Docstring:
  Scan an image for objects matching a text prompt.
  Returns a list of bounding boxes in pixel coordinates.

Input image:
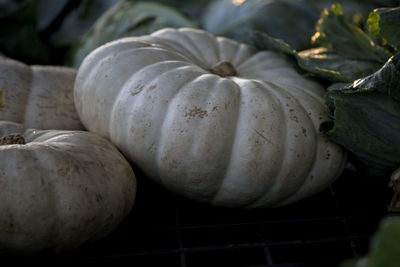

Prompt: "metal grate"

[2,168,392,266]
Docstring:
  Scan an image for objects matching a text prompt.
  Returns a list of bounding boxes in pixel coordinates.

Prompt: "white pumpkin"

[0,57,84,130]
[74,28,346,208]
[0,121,136,253]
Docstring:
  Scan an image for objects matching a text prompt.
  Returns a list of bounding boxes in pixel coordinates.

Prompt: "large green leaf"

[67,0,196,68]
[248,4,393,83]
[297,47,382,82]
[321,53,400,177]
[249,31,382,82]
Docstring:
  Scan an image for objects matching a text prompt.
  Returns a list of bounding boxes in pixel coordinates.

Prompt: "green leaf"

[67,0,196,68]
[350,53,400,101]
[340,216,400,267]
[248,30,296,56]
[321,53,400,177]
[297,47,382,82]
[248,31,382,82]
[312,4,391,63]
[368,7,400,51]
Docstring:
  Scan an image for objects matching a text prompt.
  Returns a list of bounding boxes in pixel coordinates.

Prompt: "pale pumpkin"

[0,121,136,253]
[0,57,84,130]
[74,27,346,208]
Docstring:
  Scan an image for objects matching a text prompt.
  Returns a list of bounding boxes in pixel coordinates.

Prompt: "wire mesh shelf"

[2,167,393,266]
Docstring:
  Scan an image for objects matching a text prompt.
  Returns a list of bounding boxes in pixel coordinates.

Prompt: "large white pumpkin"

[0,121,136,253]
[0,57,84,130]
[74,28,346,208]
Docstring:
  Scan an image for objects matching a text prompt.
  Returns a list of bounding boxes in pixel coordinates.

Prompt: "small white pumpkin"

[74,28,346,208]
[0,57,84,130]
[0,121,136,253]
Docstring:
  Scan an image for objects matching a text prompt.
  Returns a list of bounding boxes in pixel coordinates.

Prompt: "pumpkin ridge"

[182,76,238,200]
[154,29,210,68]
[252,79,335,206]
[21,67,36,128]
[146,36,207,68]
[108,61,191,160]
[210,79,242,204]
[250,81,319,207]
[2,58,33,125]
[78,46,177,135]
[155,75,205,188]
[216,36,240,65]
[272,80,326,107]
[277,140,348,206]
[181,28,222,67]
[111,62,204,140]
[30,145,62,249]
[247,80,314,207]
[241,80,290,207]
[110,60,191,115]
[232,43,256,67]
[210,78,286,207]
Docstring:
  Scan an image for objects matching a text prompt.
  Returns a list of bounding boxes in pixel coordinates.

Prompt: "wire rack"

[2,167,392,266]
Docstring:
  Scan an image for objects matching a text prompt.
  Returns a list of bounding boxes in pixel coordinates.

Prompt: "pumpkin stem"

[209,61,237,77]
[0,134,25,145]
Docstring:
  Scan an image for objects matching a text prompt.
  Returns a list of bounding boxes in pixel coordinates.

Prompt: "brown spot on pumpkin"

[290,115,299,123]
[0,90,5,111]
[326,150,331,160]
[131,84,145,96]
[302,127,307,137]
[184,106,208,122]
[95,194,103,202]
